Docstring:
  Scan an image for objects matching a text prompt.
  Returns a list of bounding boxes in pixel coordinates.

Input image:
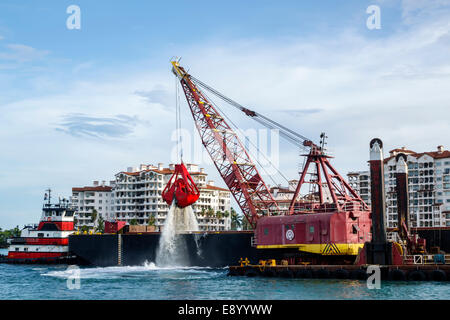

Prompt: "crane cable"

[175,77,183,162]
[200,88,290,187]
[191,76,312,151]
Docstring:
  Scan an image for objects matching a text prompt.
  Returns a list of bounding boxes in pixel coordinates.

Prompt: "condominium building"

[113,163,231,231]
[71,181,115,228]
[347,146,450,228]
[265,180,298,213]
[347,171,371,206]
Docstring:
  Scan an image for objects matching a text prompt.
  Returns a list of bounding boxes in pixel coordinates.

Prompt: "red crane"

[171,60,371,260]
[171,61,279,229]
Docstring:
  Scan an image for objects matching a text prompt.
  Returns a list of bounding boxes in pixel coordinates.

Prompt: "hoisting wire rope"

[175,76,183,163]
[200,88,290,187]
[191,76,312,152]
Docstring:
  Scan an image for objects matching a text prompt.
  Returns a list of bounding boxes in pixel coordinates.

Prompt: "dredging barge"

[71,62,450,281]
[227,140,450,280]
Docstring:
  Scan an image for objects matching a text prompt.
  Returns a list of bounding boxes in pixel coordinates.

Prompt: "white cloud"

[0,43,49,63]
[401,0,450,24]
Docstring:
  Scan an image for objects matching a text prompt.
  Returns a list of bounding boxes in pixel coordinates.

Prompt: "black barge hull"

[69,229,450,267]
[69,231,259,267]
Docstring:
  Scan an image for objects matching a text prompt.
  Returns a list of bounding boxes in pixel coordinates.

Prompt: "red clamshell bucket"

[162,163,200,208]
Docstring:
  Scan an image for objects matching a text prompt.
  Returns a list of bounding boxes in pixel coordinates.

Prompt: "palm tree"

[96,216,104,233]
[206,208,214,221]
[241,216,252,231]
[230,208,242,230]
[90,209,98,223]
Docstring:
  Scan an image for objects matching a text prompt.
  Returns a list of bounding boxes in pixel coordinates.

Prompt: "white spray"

[155,203,199,266]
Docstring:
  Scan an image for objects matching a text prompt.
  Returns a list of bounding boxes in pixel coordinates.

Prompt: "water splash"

[155,203,199,267]
[41,261,221,280]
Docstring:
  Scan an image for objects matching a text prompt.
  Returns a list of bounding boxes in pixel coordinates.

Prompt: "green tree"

[230,208,242,230]
[96,216,104,233]
[129,218,138,226]
[241,216,252,230]
[90,209,98,227]
[148,215,156,226]
[0,227,21,247]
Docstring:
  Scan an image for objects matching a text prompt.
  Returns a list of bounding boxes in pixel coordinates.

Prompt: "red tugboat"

[5,189,77,264]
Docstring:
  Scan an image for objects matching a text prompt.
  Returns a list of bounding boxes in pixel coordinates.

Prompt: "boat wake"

[41,261,223,280]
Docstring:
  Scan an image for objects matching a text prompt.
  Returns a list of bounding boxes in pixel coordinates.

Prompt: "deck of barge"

[228,263,450,281]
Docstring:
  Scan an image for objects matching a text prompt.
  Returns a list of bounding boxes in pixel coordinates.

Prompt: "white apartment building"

[113,163,232,231]
[71,181,115,228]
[347,146,450,228]
[347,171,371,206]
[265,180,298,214]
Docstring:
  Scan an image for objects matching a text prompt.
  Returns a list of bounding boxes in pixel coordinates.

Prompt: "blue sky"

[1,0,449,228]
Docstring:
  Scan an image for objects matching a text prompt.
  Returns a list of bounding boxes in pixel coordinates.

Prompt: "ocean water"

[0,249,449,300]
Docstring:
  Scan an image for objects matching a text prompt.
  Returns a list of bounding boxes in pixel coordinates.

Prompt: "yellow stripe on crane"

[256,243,364,256]
[171,61,184,78]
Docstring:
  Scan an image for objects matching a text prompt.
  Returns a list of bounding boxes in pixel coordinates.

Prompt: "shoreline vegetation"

[0,227,20,248]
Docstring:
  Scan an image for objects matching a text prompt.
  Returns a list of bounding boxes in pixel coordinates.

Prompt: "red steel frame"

[289,145,368,214]
[172,62,279,229]
[172,61,368,229]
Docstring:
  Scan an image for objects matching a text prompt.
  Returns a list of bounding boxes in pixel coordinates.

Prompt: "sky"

[0,0,449,228]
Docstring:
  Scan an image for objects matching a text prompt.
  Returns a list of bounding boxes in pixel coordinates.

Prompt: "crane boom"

[171,61,279,228]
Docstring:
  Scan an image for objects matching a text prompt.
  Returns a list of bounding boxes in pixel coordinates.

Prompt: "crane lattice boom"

[171,60,368,230]
[171,61,279,228]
